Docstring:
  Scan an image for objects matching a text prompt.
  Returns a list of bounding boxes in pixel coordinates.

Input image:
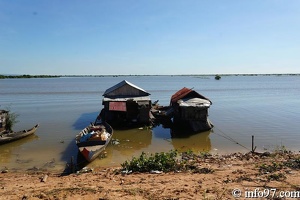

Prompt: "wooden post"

[251,135,256,153]
[252,135,254,152]
[71,156,75,173]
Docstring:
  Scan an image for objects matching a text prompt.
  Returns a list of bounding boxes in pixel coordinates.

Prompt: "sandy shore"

[1,151,300,200]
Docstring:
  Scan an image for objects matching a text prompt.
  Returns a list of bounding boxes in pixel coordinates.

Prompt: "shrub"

[121,150,179,173]
[259,162,283,174]
[284,157,300,169]
[5,110,19,132]
[267,173,286,181]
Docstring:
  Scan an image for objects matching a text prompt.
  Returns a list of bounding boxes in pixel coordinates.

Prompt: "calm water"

[1,75,300,171]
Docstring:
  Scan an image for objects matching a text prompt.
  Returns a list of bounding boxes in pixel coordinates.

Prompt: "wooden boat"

[75,121,113,162]
[0,124,39,145]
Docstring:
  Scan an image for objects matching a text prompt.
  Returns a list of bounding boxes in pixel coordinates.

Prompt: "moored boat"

[0,124,39,145]
[75,121,113,162]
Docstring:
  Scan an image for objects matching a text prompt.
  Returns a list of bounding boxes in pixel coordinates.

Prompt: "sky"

[0,0,300,75]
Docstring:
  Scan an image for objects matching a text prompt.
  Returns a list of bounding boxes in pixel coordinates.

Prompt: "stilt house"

[100,80,151,126]
[170,87,213,132]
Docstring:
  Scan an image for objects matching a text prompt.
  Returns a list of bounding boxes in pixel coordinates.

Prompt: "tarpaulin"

[109,102,126,111]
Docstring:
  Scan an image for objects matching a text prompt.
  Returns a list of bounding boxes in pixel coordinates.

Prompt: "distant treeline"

[61,74,300,77]
[0,74,60,79]
[1,73,299,79]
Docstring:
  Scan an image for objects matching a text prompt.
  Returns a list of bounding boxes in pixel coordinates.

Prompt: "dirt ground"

[1,151,300,200]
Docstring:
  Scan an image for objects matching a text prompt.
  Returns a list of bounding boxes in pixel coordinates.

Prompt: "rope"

[213,126,251,151]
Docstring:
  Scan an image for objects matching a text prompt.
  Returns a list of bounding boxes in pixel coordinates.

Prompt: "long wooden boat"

[0,124,39,145]
[75,121,113,162]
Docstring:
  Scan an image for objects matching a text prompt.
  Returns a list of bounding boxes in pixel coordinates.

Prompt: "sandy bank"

[1,151,300,200]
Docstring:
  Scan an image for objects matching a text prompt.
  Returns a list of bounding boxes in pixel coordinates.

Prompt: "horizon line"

[1,73,300,77]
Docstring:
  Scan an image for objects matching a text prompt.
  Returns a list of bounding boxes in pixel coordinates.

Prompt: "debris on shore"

[2,150,299,199]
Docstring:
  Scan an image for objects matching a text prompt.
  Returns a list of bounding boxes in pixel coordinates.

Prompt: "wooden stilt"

[71,156,75,173]
[251,135,256,153]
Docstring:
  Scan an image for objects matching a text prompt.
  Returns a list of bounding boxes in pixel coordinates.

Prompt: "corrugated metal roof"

[171,87,193,104]
[170,87,212,105]
[103,96,151,102]
[103,80,150,98]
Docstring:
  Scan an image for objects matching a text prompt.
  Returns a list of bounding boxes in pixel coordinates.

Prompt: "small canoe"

[75,121,113,162]
[0,124,39,145]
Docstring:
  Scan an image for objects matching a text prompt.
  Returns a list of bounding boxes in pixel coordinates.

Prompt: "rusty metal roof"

[170,87,212,105]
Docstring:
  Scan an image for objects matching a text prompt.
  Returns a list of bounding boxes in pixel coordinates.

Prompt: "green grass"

[259,162,283,174]
[121,150,179,173]
[121,150,214,174]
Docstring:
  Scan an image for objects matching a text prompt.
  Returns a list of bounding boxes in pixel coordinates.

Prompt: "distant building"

[0,110,8,133]
[99,80,151,126]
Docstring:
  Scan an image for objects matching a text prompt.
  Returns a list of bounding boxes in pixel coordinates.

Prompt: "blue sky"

[0,0,299,75]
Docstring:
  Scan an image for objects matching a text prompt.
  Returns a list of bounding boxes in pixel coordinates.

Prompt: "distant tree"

[215,74,221,80]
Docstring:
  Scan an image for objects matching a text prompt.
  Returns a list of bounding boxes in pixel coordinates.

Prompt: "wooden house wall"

[173,107,212,132]
[137,101,151,123]
[188,120,212,132]
[179,107,208,121]
[102,100,151,124]
[126,101,139,120]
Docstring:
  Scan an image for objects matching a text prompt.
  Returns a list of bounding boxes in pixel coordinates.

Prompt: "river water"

[0,75,299,171]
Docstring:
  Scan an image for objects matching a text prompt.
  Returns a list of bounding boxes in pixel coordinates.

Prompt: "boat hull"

[78,139,110,162]
[0,124,39,145]
[76,122,113,162]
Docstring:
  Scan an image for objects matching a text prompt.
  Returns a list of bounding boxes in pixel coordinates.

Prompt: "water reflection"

[65,111,211,172]
[112,128,152,155]
[0,134,39,164]
[170,129,212,152]
[60,139,78,167]
[60,111,100,172]
[72,111,99,130]
[67,111,153,171]
[153,125,212,152]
